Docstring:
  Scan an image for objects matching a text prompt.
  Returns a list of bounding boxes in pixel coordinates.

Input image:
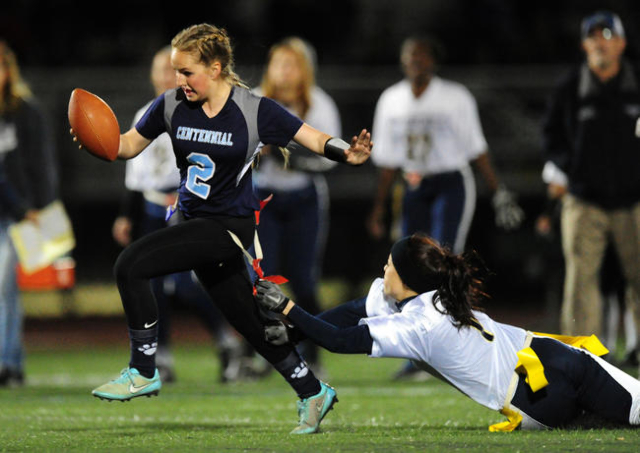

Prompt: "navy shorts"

[511,337,632,427]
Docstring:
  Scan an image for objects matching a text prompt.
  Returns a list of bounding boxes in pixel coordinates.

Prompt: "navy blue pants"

[114,213,301,364]
[254,181,328,364]
[138,201,225,347]
[401,169,473,253]
[511,337,632,427]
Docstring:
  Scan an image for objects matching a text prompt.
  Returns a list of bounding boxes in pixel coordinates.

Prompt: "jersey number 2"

[186,153,215,199]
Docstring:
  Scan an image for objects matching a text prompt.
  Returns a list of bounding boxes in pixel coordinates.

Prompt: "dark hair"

[400,35,445,63]
[405,233,490,329]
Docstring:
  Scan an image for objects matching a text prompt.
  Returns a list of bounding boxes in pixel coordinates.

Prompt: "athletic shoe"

[92,368,161,402]
[290,381,338,434]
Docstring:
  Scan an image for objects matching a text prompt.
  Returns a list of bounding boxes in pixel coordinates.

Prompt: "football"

[68,88,120,162]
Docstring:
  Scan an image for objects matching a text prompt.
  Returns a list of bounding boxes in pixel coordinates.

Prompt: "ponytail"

[403,234,490,329]
[435,248,490,328]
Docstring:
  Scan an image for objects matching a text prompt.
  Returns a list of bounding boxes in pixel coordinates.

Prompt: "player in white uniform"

[255,233,640,430]
[252,37,341,372]
[367,35,524,380]
[367,36,523,253]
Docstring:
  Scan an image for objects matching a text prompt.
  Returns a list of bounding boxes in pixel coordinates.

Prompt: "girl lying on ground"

[255,232,640,430]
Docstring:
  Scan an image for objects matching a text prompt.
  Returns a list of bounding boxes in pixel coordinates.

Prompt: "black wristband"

[323,137,349,163]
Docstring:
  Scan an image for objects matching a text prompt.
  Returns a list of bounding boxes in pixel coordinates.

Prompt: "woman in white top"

[252,37,341,369]
[255,233,640,430]
[367,36,523,254]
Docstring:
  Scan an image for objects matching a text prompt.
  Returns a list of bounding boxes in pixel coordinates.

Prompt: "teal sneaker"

[291,382,338,434]
[92,368,161,402]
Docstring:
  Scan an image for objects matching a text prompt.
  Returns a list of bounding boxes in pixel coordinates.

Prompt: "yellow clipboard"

[9,200,75,274]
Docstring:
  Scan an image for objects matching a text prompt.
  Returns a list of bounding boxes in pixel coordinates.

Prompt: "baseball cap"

[581,10,625,39]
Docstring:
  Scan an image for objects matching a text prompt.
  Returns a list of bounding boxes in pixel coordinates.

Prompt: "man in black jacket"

[541,11,640,361]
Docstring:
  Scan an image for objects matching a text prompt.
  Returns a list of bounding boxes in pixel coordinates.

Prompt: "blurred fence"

[22,64,569,309]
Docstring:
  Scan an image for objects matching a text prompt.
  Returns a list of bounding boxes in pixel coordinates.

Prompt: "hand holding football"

[68,89,120,162]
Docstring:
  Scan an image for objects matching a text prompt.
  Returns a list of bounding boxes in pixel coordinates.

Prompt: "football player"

[256,233,640,430]
[86,23,371,435]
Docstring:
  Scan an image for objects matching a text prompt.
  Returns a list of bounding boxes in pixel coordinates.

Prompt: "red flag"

[249,194,287,294]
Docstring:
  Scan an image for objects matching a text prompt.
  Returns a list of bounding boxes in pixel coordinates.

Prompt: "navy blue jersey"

[135,87,303,218]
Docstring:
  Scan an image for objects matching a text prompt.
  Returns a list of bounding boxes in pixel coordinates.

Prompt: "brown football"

[68,88,119,162]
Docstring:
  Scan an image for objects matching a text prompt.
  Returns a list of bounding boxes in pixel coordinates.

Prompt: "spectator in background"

[251,37,341,374]
[0,40,58,386]
[536,205,639,364]
[541,11,640,373]
[366,35,523,380]
[0,161,37,223]
[112,46,245,383]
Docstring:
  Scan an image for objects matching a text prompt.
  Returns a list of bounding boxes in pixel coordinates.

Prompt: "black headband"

[391,237,441,294]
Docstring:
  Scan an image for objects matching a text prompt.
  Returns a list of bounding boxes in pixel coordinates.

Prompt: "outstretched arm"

[256,281,373,354]
[293,123,372,166]
[287,305,373,354]
[318,298,368,328]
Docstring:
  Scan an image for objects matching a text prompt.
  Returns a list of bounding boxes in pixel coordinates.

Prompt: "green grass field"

[1,339,639,453]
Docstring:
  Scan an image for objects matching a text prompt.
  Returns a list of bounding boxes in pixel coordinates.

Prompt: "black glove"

[255,279,290,313]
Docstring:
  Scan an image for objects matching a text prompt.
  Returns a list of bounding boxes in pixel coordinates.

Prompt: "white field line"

[0,411,476,429]
[21,374,453,399]
[21,373,116,387]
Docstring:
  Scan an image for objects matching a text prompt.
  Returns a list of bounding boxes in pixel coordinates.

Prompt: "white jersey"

[253,86,341,191]
[359,278,527,411]
[124,100,180,193]
[371,77,487,175]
